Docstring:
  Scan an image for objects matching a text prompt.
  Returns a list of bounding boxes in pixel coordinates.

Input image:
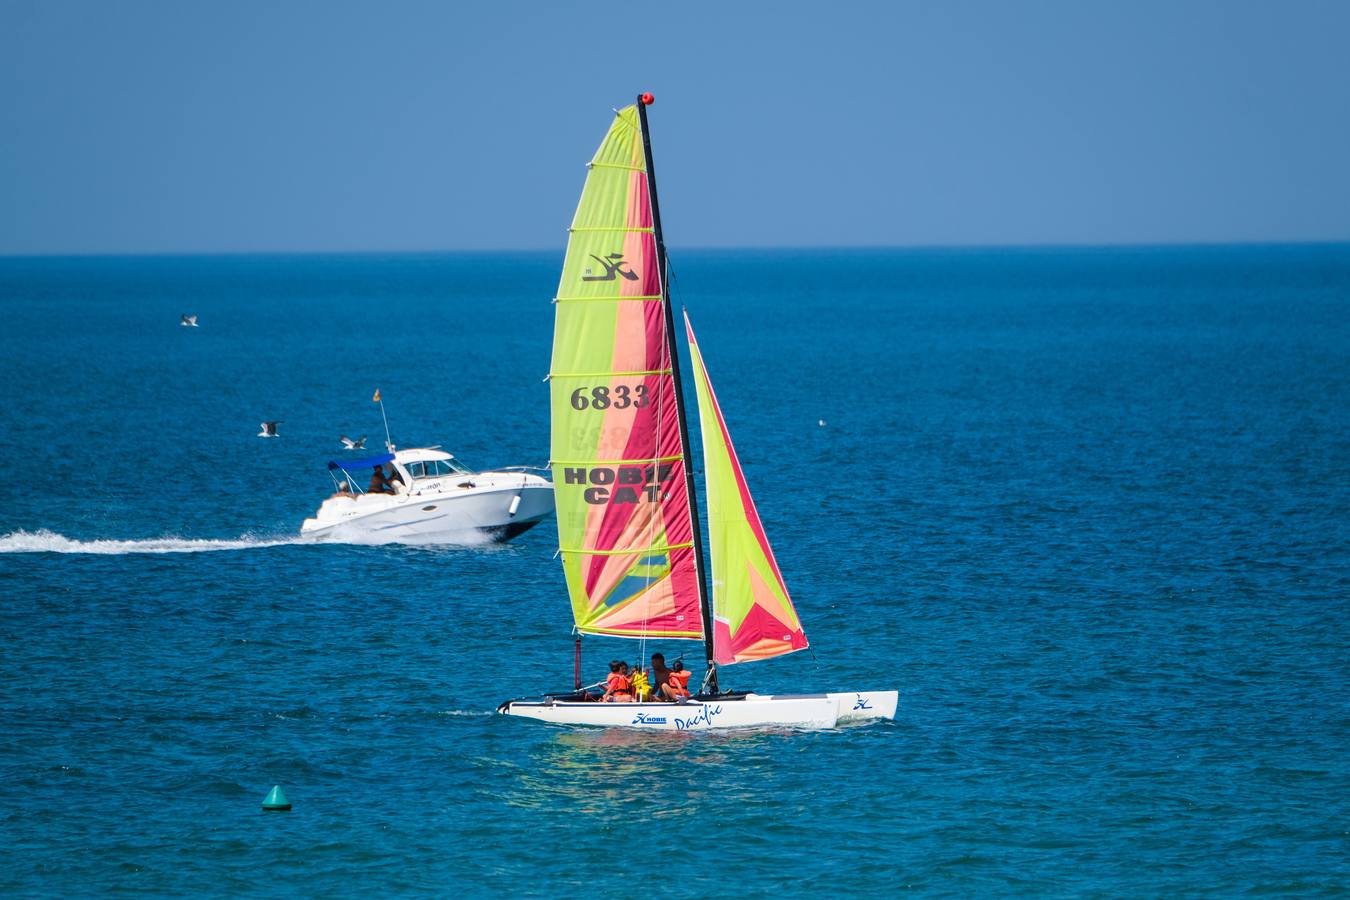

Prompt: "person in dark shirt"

[648,653,672,700]
[368,466,390,494]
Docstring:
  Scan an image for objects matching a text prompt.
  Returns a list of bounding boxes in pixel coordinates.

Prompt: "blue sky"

[2,0,1348,254]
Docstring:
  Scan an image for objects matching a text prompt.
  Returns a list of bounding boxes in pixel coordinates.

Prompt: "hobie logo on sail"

[582,253,639,282]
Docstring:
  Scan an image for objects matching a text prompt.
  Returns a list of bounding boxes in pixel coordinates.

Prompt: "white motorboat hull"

[498,690,897,731]
[300,478,554,543]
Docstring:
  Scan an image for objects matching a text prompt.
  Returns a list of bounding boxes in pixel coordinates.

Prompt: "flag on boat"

[548,106,703,640]
[685,311,808,664]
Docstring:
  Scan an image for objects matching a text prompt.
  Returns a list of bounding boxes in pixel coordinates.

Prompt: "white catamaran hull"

[301,480,554,542]
[499,691,897,731]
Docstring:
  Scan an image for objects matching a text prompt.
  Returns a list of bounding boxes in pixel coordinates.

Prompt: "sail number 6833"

[570,384,650,411]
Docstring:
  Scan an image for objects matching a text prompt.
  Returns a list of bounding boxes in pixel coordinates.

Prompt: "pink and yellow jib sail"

[684,311,809,664]
[549,106,703,640]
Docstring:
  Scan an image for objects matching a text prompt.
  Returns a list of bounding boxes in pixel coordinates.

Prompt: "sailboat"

[498,95,896,730]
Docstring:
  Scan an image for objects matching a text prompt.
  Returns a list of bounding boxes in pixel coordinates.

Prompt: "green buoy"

[261,785,291,811]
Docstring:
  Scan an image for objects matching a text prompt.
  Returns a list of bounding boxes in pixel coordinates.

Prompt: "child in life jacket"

[629,665,652,702]
[661,661,692,701]
[601,660,633,703]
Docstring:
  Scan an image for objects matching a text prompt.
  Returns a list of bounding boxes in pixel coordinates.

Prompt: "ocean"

[1,246,1347,896]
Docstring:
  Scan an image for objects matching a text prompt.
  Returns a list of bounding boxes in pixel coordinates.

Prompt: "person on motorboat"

[367,466,388,494]
[601,660,633,702]
[368,465,399,495]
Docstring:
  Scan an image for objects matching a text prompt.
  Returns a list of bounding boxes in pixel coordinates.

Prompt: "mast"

[636,93,718,689]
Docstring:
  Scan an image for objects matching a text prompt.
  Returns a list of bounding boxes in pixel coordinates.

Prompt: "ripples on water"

[0,248,1347,896]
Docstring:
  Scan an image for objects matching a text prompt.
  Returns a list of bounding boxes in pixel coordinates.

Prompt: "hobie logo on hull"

[852,694,872,711]
[582,253,639,282]
[631,713,667,725]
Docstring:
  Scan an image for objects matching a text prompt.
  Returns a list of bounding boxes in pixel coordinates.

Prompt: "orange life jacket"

[668,670,691,696]
[607,672,632,695]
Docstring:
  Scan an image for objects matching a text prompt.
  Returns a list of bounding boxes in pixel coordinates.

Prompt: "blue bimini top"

[327,452,395,472]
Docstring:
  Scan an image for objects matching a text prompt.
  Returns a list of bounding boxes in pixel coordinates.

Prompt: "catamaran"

[498,94,896,730]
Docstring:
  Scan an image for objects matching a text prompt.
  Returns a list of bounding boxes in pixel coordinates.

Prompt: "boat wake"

[0,529,298,555]
[0,527,503,555]
[299,523,498,548]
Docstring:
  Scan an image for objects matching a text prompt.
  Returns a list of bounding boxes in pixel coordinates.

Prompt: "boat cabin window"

[406,458,471,479]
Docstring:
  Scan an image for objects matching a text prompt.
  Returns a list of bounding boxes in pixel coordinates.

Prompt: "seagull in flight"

[180,314,199,327]
[258,421,281,438]
[340,435,367,450]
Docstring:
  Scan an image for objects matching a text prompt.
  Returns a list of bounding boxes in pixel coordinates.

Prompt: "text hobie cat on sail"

[497,94,896,729]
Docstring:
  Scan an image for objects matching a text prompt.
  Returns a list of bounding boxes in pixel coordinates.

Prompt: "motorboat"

[299,448,553,543]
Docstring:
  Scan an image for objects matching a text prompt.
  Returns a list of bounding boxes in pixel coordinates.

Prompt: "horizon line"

[3,238,1350,262]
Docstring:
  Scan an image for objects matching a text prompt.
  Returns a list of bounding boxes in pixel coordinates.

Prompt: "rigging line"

[635,129,680,679]
[637,95,714,686]
[637,283,664,673]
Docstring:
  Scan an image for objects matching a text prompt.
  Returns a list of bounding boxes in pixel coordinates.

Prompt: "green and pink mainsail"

[550,105,700,640]
[550,103,807,670]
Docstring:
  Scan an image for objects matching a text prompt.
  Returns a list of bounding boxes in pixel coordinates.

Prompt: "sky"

[2,0,1349,255]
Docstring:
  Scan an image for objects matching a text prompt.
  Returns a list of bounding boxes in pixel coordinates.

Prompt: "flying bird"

[258,421,281,438]
[180,314,199,327]
[340,435,367,450]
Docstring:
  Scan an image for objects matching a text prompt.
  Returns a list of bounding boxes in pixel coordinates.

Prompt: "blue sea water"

[0,246,1347,896]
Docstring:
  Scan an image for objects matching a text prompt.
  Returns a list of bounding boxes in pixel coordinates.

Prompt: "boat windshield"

[405,458,473,479]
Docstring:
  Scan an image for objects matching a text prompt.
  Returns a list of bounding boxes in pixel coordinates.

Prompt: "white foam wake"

[0,529,296,555]
[0,527,505,554]
[306,522,497,548]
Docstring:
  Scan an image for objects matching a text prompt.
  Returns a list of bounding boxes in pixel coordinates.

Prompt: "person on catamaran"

[648,653,671,699]
[661,661,692,701]
[601,660,633,703]
[630,666,651,702]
